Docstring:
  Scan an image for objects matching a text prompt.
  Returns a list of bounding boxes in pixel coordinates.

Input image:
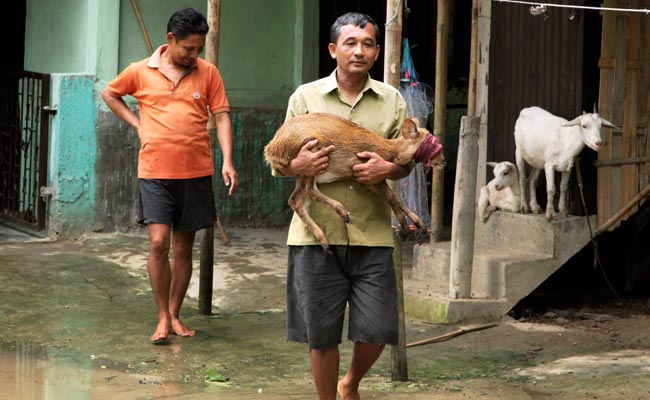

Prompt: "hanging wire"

[575,158,622,300]
[385,0,403,27]
[494,0,650,14]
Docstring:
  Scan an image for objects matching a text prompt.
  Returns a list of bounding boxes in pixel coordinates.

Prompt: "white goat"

[514,106,616,220]
[477,161,520,222]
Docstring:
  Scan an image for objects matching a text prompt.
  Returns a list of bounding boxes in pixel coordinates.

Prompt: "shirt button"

[351,107,355,112]
[349,186,354,190]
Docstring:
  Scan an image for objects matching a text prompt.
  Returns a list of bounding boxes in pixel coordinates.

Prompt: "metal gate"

[0,70,51,231]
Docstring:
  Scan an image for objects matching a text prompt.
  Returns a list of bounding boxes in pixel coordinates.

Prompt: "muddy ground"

[0,227,649,399]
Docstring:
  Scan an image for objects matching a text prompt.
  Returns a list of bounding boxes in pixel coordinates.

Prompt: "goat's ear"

[600,118,618,129]
[486,161,498,168]
[562,116,582,127]
[401,119,418,138]
[409,116,421,128]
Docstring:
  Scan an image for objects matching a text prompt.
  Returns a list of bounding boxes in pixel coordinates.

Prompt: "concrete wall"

[47,74,97,237]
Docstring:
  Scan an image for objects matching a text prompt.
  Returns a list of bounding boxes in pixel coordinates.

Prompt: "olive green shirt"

[284,70,407,247]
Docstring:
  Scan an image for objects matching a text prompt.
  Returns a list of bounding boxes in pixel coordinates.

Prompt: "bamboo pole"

[130,0,153,55]
[431,0,450,242]
[198,0,223,316]
[384,0,408,383]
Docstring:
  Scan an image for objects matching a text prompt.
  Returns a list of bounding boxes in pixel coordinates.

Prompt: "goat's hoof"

[342,212,351,224]
[545,210,556,221]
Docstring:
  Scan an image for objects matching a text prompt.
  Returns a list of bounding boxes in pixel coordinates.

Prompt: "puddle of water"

[0,341,218,400]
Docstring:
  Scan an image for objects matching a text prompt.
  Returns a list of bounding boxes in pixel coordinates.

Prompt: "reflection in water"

[8,342,94,400]
[2,341,196,399]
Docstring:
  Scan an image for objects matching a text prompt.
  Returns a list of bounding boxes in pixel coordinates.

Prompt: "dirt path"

[1,228,649,399]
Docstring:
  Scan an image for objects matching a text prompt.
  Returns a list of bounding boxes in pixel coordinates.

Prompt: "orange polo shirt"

[106,45,230,179]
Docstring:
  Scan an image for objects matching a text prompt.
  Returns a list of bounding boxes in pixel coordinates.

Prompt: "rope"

[494,0,650,14]
[574,157,622,300]
[385,0,403,27]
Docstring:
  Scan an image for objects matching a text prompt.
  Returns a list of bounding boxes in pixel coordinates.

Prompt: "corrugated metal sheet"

[488,0,587,213]
[215,109,294,227]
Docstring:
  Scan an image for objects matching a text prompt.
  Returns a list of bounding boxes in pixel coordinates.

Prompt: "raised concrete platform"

[405,212,597,323]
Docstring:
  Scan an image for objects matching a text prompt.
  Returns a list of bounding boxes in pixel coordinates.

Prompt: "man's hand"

[352,151,390,184]
[286,139,335,177]
[222,163,238,196]
[353,151,410,184]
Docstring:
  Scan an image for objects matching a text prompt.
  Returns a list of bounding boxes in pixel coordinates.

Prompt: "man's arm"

[214,111,238,196]
[101,89,140,131]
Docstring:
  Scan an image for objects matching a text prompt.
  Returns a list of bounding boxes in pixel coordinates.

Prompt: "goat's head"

[487,161,518,191]
[562,112,617,152]
[405,118,446,169]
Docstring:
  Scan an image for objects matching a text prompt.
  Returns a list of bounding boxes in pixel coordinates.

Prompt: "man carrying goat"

[270,12,409,400]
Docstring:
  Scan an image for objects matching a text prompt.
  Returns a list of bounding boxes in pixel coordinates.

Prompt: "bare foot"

[171,318,196,337]
[337,380,360,400]
[151,320,170,344]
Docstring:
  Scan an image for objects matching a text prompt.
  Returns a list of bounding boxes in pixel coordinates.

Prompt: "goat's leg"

[478,186,494,222]
[558,170,571,218]
[288,178,331,252]
[515,149,529,213]
[375,182,428,238]
[307,181,351,224]
[543,164,557,220]
[528,168,542,214]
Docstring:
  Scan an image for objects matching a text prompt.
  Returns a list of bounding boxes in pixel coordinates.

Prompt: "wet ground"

[1,226,650,399]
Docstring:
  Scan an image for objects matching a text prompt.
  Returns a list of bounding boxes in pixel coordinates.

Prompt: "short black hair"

[329,12,380,44]
[167,8,209,41]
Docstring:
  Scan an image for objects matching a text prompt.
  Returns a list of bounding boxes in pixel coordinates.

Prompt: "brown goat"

[264,112,445,251]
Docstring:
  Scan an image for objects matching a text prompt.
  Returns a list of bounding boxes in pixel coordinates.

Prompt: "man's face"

[167,32,206,68]
[328,23,380,76]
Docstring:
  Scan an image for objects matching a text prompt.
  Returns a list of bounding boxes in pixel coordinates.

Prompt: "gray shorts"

[286,245,398,349]
[137,176,216,232]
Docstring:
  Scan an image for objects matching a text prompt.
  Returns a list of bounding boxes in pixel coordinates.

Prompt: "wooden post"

[431,0,450,242]
[198,0,222,315]
[384,0,408,383]
[467,0,479,116]
[449,116,480,299]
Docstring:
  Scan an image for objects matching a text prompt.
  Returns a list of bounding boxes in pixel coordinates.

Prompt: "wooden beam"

[431,0,450,242]
[199,0,223,316]
[384,0,408,383]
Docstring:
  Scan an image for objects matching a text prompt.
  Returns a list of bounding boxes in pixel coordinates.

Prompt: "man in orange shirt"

[102,8,238,344]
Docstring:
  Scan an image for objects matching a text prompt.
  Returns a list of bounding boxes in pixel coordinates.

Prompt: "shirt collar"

[147,45,198,69]
[320,69,384,97]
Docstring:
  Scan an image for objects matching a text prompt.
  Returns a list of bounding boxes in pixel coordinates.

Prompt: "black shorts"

[137,176,216,232]
[286,245,398,349]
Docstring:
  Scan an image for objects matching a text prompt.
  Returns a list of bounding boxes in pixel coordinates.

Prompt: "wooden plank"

[598,0,617,227]
[640,3,650,193]
[621,10,640,220]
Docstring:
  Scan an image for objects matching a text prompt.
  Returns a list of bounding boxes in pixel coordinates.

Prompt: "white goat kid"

[478,161,520,222]
[514,106,616,220]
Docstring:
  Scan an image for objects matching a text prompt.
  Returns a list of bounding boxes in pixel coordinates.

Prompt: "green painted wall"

[22,0,320,236]
[24,0,90,73]
[48,74,97,238]
[116,0,316,109]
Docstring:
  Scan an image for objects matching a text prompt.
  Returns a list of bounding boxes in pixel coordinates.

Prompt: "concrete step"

[405,212,597,323]
[403,278,508,323]
[412,242,552,299]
